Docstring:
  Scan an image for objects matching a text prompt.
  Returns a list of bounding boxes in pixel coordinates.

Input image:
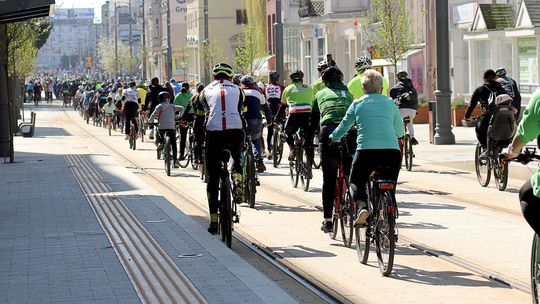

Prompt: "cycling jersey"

[517,90,540,197]
[265,83,283,101]
[312,82,353,125]
[174,91,194,113]
[201,80,245,131]
[123,88,140,103]
[347,74,389,99]
[243,88,271,121]
[311,77,326,95]
[103,103,116,115]
[137,88,147,106]
[281,82,313,113]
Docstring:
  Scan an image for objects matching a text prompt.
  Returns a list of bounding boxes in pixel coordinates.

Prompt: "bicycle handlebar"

[501,147,540,165]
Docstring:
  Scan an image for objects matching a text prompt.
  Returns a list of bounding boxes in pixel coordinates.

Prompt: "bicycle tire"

[375,190,396,277]
[300,148,311,192]
[165,137,171,176]
[273,128,283,167]
[219,176,232,248]
[532,234,540,304]
[475,143,491,187]
[191,140,199,170]
[179,132,191,168]
[494,157,509,191]
[247,151,257,208]
[312,131,321,169]
[108,122,112,136]
[405,135,413,171]
[340,177,354,248]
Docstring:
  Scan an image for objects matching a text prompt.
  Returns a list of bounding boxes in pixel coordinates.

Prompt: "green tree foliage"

[234,25,258,74]
[97,38,136,77]
[201,39,225,78]
[370,0,412,73]
[235,0,267,75]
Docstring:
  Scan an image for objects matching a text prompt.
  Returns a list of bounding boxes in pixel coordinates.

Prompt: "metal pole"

[203,0,209,84]
[129,0,133,76]
[142,0,147,80]
[433,0,455,145]
[115,2,119,78]
[0,24,11,160]
[166,0,172,80]
[274,0,284,84]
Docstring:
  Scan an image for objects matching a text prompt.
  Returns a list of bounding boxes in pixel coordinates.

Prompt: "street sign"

[86,56,92,68]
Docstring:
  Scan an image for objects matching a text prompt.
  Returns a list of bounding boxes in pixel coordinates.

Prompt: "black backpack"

[484,86,515,141]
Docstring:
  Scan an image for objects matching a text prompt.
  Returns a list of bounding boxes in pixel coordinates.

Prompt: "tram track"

[61,107,530,299]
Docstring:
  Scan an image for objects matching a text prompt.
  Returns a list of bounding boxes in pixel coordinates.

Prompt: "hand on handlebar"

[500,145,520,160]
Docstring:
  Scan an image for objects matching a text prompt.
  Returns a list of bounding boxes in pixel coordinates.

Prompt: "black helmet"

[289,70,304,81]
[495,68,507,77]
[317,61,328,72]
[129,81,136,87]
[158,91,171,102]
[396,71,408,80]
[321,66,344,83]
[269,71,280,80]
[240,75,255,86]
[354,56,372,71]
[233,73,243,85]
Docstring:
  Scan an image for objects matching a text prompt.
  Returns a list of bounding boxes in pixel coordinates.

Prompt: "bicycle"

[128,118,137,150]
[138,111,147,143]
[355,165,398,277]
[289,129,312,191]
[272,120,285,168]
[217,150,240,248]
[401,116,414,171]
[311,128,322,169]
[199,141,207,182]
[328,138,355,247]
[105,113,114,136]
[177,121,193,168]
[242,133,257,208]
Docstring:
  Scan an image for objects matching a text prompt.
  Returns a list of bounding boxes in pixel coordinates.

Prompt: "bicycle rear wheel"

[531,234,540,304]
[340,177,354,248]
[312,131,321,169]
[404,134,413,171]
[375,190,396,277]
[493,157,509,191]
[247,152,257,208]
[300,148,311,191]
[475,143,491,187]
[179,133,191,168]
[273,128,283,167]
[164,137,171,176]
[356,182,372,264]
[219,176,233,248]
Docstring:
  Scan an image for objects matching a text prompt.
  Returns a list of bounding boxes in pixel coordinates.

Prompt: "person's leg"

[169,129,177,160]
[400,108,417,138]
[476,116,490,149]
[179,125,188,158]
[520,180,540,236]
[320,125,339,220]
[124,115,130,135]
[205,132,223,231]
[248,119,263,159]
[229,129,245,175]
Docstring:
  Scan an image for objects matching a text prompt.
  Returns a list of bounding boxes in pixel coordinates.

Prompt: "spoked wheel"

[404,134,413,171]
[312,132,321,169]
[219,177,233,248]
[247,154,257,208]
[164,137,171,176]
[179,136,191,168]
[340,178,354,248]
[300,148,312,192]
[289,157,299,188]
[531,234,540,304]
[375,191,396,277]
[273,130,284,167]
[191,142,199,170]
[475,143,491,187]
[493,157,509,191]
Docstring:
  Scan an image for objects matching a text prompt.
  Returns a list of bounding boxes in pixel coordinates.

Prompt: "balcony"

[298,0,324,18]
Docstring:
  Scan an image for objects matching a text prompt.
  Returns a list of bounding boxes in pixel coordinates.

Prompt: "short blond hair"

[361,69,383,94]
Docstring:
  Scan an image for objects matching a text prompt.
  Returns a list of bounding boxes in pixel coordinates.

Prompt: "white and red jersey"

[201,80,244,131]
[265,83,283,102]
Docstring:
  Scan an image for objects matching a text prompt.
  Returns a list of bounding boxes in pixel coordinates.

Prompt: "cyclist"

[184,83,206,164]
[201,63,245,234]
[309,66,354,233]
[136,82,148,111]
[347,56,389,99]
[389,71,419,145]
[265,71,285,159]
[496,68,522,119]
[175,82,194,159]
[276,70,314,161]
[148,77,166,140]
[232,73,243,86]
[464,69,508,151]
[148,91,184,168]
[170,78,181,95]
[311,61,328,95]
[122,81,141,140]
[502,89,540,235]
[241,75,272,173]
[330,70,403,226]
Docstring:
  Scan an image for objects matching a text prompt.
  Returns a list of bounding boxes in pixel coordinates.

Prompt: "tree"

[234,0,267,75]
[370,0,412,75]
[234,25,258,74]
[201,39,225,82]
[97,38,136,78]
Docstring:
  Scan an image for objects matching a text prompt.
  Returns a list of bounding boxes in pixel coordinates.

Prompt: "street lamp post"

[203,0,209,84]
[142,0,147,80]
[166,0,173,80]
[433,0,455,145]
[274,0,284,83]
[115,2,119,78]
[129,0,133,76]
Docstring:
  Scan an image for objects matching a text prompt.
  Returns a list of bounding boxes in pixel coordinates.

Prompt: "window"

[304,40,312,83]
[518,37,538,93]
[317,37,325,63]
[236,9,247,25]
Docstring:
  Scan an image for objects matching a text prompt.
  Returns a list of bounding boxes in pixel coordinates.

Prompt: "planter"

[414,105,429,124]
[452,106,482,127]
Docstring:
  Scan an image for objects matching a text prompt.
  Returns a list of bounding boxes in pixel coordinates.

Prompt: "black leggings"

[125,116,138,135]
[519,180,540,236]
[349,149,401,208]
[266,100,281,148]
[205,129,245,215]
[158,129,177,160]
[284,112,311,148]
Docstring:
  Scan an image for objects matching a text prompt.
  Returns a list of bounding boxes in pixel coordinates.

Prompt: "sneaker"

[256,178,260,186]
[256,159,266,173]
[173,160,180,168]
[321,220,333,233]
[149,130,154,140]
[233,186,244,203]
[411,137,419,145]
[355,208,369,227]
[288,151,295,162]
[267,151,273,160]
[207,222,218,235]
[232,172,243,184]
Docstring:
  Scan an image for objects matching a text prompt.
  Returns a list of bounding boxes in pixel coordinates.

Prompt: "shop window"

[518,37,537,91]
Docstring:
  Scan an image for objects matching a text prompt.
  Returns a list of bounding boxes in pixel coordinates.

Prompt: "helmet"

[495,68,507,76]
[354,56,372,71]
[289,70,304,81]
[396,71,408,80]
[212,62,234,77]
[321,66,344,83]
[137,82,145,88]
[170,78,176,83]
[233,73,243,84]
[269,71,280,80]
[129,81,136,87]
[240,75,255,86]
[317,61,328,72]
[158,91,171,102]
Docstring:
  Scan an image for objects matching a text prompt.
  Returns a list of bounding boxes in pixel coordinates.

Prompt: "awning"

[372,59,393,67]
[252,55,276,77]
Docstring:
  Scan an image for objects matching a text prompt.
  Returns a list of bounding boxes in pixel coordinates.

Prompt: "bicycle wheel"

[375,190,396,277]
[247,152,257,208]
[191,139,199,170]
[300,148,312,192]
[139,119,145,142]
[179,132,191,168]
[356,182,372,264]
[404,134,413,171]
[531,234,540,304]
[164,137,171,176]
[273,128,283,167]
[312,131,321,169]
[493,157,509,191]
[475,143,491,187]
[329,182,339,240]
[108,121,112,136]
[219,176,233,248]
[340,177,354,248]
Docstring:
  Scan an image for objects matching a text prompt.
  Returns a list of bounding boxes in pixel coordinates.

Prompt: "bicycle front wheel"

[300,148,311,191]
[164,137,171,176]
[312,132,321,169]
[493,157,509,191]
[404,134,413,171]
[475,143,491,187]
[219,176,233,248]
[247,152,257,208]
[531,234,540,304]
[179,135,191,168]
[273,129,283,167]
[375,190,396,277]
[340,177,354,248]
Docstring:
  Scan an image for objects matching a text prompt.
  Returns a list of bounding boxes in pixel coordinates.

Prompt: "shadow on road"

[269,245,336,258]
[253,201,319,213]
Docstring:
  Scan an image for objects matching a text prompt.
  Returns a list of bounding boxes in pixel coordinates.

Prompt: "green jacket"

[174,91,194,113]
[517,89,540,197]
[312,81,353,126]
[281,82,313,113]
[311,78,326,96]
[347,74,389,99]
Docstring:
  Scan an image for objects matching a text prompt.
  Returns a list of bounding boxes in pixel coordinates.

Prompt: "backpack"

[484,85,515,141]
[498,77,516,98]
[395,91,412,107]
